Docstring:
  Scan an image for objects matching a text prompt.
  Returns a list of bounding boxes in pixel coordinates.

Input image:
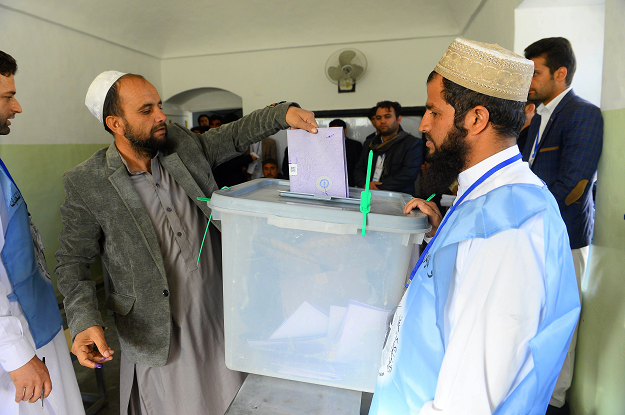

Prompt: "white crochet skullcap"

[85,71,127,123]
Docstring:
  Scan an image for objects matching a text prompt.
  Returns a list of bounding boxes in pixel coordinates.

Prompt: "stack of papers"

[269,301,328,340]
[286,127,348,198]
[249,299,390,365]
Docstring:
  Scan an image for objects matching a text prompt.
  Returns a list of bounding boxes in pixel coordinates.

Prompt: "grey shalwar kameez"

[119,155,244,414]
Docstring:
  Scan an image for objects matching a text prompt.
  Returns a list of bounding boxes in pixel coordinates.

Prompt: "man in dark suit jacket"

[522,37,603,415]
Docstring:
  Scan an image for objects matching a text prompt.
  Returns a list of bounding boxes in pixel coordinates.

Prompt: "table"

[225,374,366,415]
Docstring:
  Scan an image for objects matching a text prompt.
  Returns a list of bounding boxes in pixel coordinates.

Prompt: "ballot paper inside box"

[287,127,349,198]
[207,179,430,392]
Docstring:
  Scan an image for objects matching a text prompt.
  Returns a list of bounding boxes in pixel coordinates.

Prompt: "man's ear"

[525,103,536,117]
[464,106,490,136]
[554,66,568,84]
[396,115,402,124]
[106,115,125,136]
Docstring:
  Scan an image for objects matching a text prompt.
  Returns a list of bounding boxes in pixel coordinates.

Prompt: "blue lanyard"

[406,153,522,287]
[0,158,18,189]
[0,157,30,213]
[530,131,540,162]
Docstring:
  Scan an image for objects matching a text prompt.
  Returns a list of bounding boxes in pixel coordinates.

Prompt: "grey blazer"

[55,103,293,366]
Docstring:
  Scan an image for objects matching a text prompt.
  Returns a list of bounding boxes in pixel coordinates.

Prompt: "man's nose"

[155,107,166,124]
[13,98,22,114]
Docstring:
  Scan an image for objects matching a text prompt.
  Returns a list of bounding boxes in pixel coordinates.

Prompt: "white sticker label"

[289,163,297,176]
[316,176,333,194]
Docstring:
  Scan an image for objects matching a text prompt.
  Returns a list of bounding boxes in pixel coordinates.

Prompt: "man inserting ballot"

[55,71,318,415]
[369,38,580,415]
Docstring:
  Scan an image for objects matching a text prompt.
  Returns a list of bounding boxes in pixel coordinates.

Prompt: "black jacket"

[354,131,423,196]
[345,138,363,187]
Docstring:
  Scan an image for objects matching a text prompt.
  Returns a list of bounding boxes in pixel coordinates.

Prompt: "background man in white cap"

[0,50,85,415]
[368,39,580,414]
[55,71,318,415]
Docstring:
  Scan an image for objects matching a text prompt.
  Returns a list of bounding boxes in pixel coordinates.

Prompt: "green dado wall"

[570,107,625,414]
[0,143,109,297]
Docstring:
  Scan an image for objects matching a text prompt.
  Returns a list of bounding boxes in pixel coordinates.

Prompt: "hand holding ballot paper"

[287,127,349,198]
[285,106,319,133]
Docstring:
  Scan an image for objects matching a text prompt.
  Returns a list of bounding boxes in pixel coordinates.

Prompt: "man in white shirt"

[368,39,580,415]
[0,50,84,415]
[522,38,603,415]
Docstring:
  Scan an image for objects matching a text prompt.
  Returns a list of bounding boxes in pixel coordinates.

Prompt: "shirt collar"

[457,145,521,200]
[537,86,572,117]
[115,145,159,175]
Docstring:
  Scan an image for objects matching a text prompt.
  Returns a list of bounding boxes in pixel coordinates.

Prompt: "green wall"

[569,107,625,414]
[0,144,109,296]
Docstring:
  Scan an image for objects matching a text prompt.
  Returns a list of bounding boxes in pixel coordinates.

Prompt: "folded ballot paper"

[251,300,390,361]
[286,127,349,198]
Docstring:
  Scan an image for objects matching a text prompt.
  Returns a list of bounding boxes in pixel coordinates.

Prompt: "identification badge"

[379,290,407,376]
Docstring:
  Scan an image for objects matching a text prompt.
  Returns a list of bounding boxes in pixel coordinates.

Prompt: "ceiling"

[0,0,485,59]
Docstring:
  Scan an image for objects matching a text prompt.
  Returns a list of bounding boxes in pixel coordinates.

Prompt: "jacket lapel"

[536,90,575,153]
[159,152,212,218]
[105,144,167,280]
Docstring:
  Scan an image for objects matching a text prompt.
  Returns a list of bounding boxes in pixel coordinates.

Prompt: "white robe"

[419,146,547,414]
[0,192,85,415]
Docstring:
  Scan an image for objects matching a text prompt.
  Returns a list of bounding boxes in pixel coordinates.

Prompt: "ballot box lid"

[207,179,430,235]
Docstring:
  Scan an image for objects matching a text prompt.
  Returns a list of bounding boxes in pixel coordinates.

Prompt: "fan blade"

[328,66,342,81]
[351,64,365,80]
[339,50,356,66]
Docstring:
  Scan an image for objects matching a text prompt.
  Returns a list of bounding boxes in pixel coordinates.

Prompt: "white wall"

[463,0,523,50]
[180,89,242,112]
[160,0,523,116]
[0,7,162,145]
[514,2,605,106]
[161,36,456,115]
[166,88,242,112]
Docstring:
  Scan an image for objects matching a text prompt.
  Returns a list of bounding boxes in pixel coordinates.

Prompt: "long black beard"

[420,126,470,197]
[124,121,168,157]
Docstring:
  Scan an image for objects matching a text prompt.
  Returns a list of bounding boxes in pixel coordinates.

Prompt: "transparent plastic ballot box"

[207,179,430,392]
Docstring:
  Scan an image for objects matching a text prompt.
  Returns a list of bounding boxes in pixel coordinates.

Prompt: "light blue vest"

[0,159,62,349]
[369,184,580,415]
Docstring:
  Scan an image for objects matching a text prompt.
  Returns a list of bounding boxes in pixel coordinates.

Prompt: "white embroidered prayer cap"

[85,71,127,123]
[434,38,534,102]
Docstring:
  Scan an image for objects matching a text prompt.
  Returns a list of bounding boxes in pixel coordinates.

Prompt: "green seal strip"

[196,187,229,267]
[360,150,374,236]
